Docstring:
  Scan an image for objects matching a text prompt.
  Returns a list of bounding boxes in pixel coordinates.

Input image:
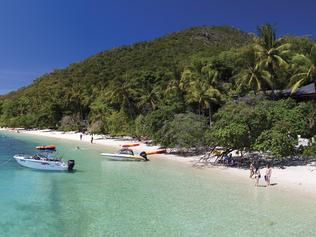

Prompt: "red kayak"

[145,149,167,155]
[36,145,56,150]
[121,143,140,148]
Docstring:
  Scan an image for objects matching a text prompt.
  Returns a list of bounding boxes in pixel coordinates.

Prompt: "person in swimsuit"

[254,166,261,187]
[249,162,255,179]
[265,164,272,186]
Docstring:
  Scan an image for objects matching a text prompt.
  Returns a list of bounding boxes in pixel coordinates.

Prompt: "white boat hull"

[101,153,146,161]
[14,155,68,171]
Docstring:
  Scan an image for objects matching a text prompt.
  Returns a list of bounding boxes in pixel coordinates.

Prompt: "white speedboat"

[13,154,75,171]
[101,148,149,161]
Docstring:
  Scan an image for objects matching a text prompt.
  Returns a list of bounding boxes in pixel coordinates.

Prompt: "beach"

[1,128,316,236]
[2,127,316,197]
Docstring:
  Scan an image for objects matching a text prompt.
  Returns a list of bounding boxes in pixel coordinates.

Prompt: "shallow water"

[0,131,315,237]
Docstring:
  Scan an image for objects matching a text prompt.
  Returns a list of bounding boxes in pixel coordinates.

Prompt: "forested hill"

[0,26,253,129]
[2,24,315,158]
[6,26,252,95]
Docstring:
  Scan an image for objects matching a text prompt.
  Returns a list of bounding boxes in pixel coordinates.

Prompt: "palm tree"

[193,79,222,126]
[180,67,203,113]
[180,65,223,126]
[235,63,272,95]
[136,86,159,112]
[201,60,225,85]
[254,24,291,94]
[105,74,138,118]
[236,66,272,95]
[290,45,316,93]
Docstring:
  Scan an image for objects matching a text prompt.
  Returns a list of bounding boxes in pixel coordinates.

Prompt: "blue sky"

[0,0,315,94]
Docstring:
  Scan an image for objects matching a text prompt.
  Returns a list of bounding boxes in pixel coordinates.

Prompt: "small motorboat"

[14,149,75,171]
[101,148,149,161]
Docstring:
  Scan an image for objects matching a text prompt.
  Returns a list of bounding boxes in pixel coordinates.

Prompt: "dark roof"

[294,82,316,95]
[276,82,316,97]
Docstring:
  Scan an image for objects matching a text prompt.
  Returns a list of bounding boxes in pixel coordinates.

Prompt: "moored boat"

[101,148,148,161]
[14,154,75,171]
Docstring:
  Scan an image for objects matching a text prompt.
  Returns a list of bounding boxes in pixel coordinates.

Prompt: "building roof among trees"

[276,82,316,99]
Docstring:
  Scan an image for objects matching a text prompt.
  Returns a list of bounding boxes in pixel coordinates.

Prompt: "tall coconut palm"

[180,67,199,110]
[254,24,291,94]
[290,45,316,93]
[236,66,272,95]
[65,86,88,120]
[136,86,159,112]
[201,60,226,85]
[105,74,138,118]
[193,79,222,126]
[180,65,223,126]
[235,61,272,95]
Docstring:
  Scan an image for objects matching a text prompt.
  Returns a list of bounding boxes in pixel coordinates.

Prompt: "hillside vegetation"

[0,24,316,158]
[0,26,252,128]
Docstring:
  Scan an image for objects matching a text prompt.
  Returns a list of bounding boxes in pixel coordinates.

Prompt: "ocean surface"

[0,131,315,237]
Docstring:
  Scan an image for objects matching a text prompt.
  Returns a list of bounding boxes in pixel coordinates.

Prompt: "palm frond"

[276,43,291,52]
[290,78,305,94]
[273,55,288,67]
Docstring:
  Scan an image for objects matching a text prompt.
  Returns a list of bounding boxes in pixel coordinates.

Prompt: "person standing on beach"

[80,133,83,140]
[91,136,94,144]
[254,166,261,187]
[249,162,255,179]
[265,164,272,186]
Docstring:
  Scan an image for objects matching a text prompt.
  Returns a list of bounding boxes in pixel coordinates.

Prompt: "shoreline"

[1,128,316,197]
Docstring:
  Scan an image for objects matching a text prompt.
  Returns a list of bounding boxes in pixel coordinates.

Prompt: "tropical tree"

[234,49,272,94]
[254,24,291,93]
[104,73,138,118]
[130,71,159,113]
[65,86,90,121]
[190,79,222,126]
[290,44,316,93]
[254,124,297,158]
[180,63,223,125]
[235,65,272,95]
[158,112,207,149]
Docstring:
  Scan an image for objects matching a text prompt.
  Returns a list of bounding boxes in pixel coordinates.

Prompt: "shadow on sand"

[257,183,278,188]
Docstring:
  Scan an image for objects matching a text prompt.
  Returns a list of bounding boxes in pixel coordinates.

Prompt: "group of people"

[250,163,272,187]
[79,133,94,144]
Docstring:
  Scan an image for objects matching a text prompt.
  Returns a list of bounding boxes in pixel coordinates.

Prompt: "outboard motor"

[67,160,75,171]
[139,151,149,161]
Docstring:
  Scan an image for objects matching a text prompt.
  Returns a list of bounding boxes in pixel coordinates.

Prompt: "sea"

[0,131,315,237]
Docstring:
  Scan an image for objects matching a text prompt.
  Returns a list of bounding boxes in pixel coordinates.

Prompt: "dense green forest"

[0,25,315,157]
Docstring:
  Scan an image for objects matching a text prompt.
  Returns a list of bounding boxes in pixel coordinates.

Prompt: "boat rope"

[0,157,13,167]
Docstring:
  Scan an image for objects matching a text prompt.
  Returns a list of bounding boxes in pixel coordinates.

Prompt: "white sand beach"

[2,128,316,196]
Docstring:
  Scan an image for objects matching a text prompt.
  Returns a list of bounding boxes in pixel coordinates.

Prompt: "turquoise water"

[0,131,315,237]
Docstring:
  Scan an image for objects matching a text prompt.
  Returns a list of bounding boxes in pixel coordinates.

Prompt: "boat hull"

[100,153,146,161]
[14,155,68,171]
